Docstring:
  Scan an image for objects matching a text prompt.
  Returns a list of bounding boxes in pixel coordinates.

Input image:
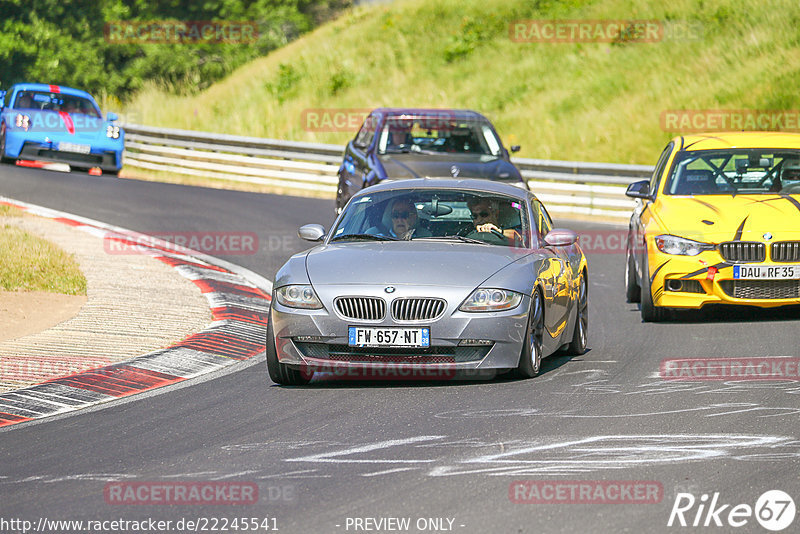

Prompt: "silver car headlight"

[275,285,322,309]
[106,125,120,139]
[655,235,714,256]
[459,288,522,312]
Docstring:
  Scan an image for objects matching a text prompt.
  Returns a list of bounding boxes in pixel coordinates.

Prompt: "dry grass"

[0,222,87,295]
[123,0,800,165]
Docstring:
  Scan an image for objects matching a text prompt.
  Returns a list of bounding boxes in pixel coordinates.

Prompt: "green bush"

[0,0,351,101]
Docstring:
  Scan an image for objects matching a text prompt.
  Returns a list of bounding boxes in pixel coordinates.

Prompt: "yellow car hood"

[653,194,800,242]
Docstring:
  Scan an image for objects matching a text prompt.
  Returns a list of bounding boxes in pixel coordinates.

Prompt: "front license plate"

[348,327,430,347]
[57,142,91,154]
[733,264,800,279]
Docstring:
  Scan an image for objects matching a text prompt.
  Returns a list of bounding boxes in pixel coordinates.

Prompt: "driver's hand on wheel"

[476,223,502,234]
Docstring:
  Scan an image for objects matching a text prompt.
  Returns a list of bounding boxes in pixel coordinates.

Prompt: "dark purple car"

[335,108,526,212]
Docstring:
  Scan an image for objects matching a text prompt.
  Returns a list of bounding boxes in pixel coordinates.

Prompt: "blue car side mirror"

[107,112,118,122]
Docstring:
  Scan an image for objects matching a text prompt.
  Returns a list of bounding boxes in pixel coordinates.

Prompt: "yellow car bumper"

[648,251,800,309]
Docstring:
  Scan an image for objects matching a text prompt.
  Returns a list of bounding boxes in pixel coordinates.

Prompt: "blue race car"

[0,83,123,175]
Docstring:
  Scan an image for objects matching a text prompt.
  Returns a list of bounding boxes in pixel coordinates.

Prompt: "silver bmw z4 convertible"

[267,178,588,385]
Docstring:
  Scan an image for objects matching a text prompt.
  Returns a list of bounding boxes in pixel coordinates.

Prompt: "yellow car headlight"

[655,235,715,256]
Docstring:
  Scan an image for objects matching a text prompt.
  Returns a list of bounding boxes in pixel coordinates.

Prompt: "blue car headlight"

[275,285,323,309]
[106,125,120,139]
[655,235,714,256]
[459,288,523,312]
[15,114,30,131]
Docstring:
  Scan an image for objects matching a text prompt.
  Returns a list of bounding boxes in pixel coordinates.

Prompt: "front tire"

[564,273,588,355]
[515,288,544,378]
[640,261,670,322]
[266,319,311,385]
[0,123,14,164]
[625,245,641,303]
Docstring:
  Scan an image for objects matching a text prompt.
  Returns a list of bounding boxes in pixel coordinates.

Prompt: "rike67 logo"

[668,490,796,531]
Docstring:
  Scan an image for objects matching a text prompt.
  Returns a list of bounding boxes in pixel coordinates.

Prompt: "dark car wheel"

[0,123,13,164]
[515,288,544,378]
[625,245,641,303]
[266,319,311,385]
[564,272,588,355]
[640,260,670,322]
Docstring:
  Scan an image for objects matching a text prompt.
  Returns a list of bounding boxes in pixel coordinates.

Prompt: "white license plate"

[348,327,430,347]
[57,142,91,154]
[733,264,800,279]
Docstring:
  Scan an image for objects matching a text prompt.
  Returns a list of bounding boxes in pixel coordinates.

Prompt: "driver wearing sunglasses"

[467,197,522,244]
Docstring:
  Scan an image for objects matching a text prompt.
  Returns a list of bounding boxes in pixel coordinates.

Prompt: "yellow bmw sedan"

[625,132,800,321]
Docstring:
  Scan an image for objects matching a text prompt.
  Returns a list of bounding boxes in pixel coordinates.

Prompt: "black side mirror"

[625,180,652,199]
[510,145,521,153]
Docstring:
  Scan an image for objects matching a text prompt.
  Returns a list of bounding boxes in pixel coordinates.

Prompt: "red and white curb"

[0,197,271,428]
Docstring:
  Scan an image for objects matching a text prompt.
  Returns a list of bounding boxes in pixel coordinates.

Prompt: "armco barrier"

[122,124,653,220]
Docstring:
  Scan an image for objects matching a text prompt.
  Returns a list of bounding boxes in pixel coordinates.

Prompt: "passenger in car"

[366,197,432,240]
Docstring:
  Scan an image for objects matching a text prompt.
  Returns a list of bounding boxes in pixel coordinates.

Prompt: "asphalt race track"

[2,165,799,533]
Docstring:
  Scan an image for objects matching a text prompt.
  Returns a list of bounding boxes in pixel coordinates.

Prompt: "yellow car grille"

[719,280,800,299]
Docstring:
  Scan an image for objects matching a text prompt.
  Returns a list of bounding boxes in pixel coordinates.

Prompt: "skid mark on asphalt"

[5,434,798,483]
[434,403,800,419]
[280,434,800,477]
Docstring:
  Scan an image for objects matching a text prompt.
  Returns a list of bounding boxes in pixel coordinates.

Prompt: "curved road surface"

[2,166,799,533]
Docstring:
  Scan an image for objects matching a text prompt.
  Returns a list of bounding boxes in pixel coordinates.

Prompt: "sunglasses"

[392,211,412,219]
[470,211,491,219]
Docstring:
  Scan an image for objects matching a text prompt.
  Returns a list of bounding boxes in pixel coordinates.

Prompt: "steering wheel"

[465,229,509,246]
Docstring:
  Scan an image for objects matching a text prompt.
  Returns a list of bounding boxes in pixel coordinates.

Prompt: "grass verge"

[122,0,800,165]
[0,215,87,295]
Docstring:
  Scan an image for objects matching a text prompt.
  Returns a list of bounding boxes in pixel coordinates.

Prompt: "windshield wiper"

[329,233,400,242]
[418,235,489,245]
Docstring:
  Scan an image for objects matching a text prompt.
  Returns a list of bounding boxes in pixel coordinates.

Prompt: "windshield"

[376,116,503,157]
[13,91,101,118]
[664,149,800,196]
[332,188,531,248]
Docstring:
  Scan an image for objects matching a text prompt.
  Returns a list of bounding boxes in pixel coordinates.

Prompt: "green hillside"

[123,0,800,164]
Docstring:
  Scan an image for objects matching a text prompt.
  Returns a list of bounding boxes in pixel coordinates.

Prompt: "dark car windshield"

[13,91,101,118]
[332,188,531,247]
[664,149,800,195]
[377,116,503,157]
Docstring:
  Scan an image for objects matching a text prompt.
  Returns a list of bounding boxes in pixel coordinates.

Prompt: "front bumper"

[270,284,530,372]
[6,130,122,171]
[648,249,800,309]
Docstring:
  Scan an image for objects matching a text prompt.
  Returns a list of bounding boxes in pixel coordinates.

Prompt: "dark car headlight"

[459,288,523,312]
[275,285,322,309]
[15,114,30,131]
[655,235,714,256]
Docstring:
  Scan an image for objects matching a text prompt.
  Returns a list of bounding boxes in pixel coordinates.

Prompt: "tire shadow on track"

[629,303,800,324]
[267,350,586,389]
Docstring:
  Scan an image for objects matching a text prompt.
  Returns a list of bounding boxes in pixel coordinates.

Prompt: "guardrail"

[123,124,652,220]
